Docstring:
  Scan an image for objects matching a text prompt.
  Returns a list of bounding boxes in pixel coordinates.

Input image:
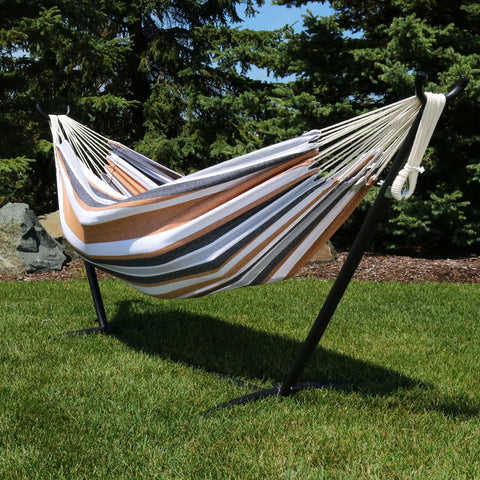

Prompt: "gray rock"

[0,203,67,274]
[38,210,80,261]
[0,220,29,273]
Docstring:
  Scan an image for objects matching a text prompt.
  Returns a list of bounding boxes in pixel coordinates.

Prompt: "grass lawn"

[1,276,479,479]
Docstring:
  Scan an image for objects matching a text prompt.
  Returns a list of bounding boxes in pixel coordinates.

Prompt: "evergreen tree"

[1,0,274,211]
[3,0,478,254]
[1,0,133,211]
[278,0,479,253]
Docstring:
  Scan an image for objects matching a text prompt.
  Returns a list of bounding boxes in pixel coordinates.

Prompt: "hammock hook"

[36,104,70,119]
[445,76,469,102]
[414,71,428,103]
[414,71,469,104]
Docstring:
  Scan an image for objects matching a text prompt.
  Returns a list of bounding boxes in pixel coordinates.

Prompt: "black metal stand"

[84,261,110,333]
[76,73,467,407]
[60,261,110,336]
[208,73,468,409]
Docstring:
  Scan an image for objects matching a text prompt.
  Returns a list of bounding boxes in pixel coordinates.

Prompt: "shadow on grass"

[108,299,479,418]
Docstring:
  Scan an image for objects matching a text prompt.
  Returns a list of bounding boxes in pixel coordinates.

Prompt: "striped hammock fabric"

[49,93,443,298]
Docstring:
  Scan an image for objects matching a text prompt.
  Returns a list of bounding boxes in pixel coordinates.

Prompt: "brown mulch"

[1,254,479,284]
[0,259,113,283]
[298,252,480,284]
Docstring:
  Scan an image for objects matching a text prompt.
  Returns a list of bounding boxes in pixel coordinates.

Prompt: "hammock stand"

[41,72,467,409]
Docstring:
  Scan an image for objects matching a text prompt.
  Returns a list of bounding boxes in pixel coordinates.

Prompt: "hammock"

[49,93,445,299]
[45,73,468,408]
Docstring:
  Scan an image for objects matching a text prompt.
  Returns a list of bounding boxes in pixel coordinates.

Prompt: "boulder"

[37,210,64,238]
[0,203,67,274]
[38,210,79,261]
[308,240,337,264]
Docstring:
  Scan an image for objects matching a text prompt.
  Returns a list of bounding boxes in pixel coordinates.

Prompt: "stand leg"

[60,261,110,336]
[84,261,109,332]
[278,105,426,396]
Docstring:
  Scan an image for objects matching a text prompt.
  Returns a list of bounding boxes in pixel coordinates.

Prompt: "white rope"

[50,115,110,178]
[49,95,438,199]
[313,96,422,182]
[390,92,446,201]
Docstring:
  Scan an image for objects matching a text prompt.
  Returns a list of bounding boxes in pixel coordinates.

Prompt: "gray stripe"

[198,180,356,295]
[92,178,348,287]
[95,176,322,269]
[60,139,318,207]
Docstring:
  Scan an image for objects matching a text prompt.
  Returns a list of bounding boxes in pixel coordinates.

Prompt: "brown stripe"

[105,159,148,195]
[66,153,318,246]
[56,147,191,212]
[108,140,183,180]
[80,148,317,213]
[123,176,336,297]
[86,177,124,201]
[56,147,124,202]
[59,174,86,245]
[268,181,374,281]
[83,161,320,263]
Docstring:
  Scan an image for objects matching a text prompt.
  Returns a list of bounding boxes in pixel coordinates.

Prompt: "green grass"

[1,277,479,479]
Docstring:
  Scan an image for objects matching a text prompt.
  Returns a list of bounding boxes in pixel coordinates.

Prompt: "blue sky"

[232,2,334,81]
[236,1,334,32]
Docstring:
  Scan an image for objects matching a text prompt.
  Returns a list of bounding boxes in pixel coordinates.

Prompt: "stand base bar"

[204,382,350,414]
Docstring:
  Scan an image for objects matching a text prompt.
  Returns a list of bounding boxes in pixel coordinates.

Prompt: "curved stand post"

[36,104,70,119]
[414,71,428,103]
[279,101,425,396]
[445,77,469,102]
[214,72,468,410]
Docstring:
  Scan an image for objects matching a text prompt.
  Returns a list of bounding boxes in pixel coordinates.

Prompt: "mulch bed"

[298,252,480,284]
[1,254,479,284]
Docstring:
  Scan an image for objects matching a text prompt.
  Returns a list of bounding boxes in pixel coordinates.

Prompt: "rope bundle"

[390,92,445,200]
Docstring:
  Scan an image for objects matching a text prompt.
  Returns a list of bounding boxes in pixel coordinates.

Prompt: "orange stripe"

[62,148,318,216]
[83,168,319,263]
[105,159,148,195]
[86,177,125,201]
[123,178,337,297]
[266,180,374,281]
[55,147,190,212]
[62,152,319,246]
[108,140,183,180]
[82,163,320,264]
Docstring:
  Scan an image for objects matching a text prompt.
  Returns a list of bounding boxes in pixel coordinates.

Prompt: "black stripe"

[109,143,182,182]
[59,140,317,207]
[249,181,356,285]
[91,178,328,282]
[94,176,324,268]
[58,147,116,207]
[122,144,318,202]
[198,180,357,295]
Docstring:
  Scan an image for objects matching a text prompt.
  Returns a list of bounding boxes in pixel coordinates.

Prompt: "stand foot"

[60,322,150,336]
[203,382,349,414]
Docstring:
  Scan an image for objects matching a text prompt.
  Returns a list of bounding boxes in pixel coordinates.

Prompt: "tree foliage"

[277,0,480,253]
[1,0,273,210]
[1,0,478,254]
[1,0,132,211]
